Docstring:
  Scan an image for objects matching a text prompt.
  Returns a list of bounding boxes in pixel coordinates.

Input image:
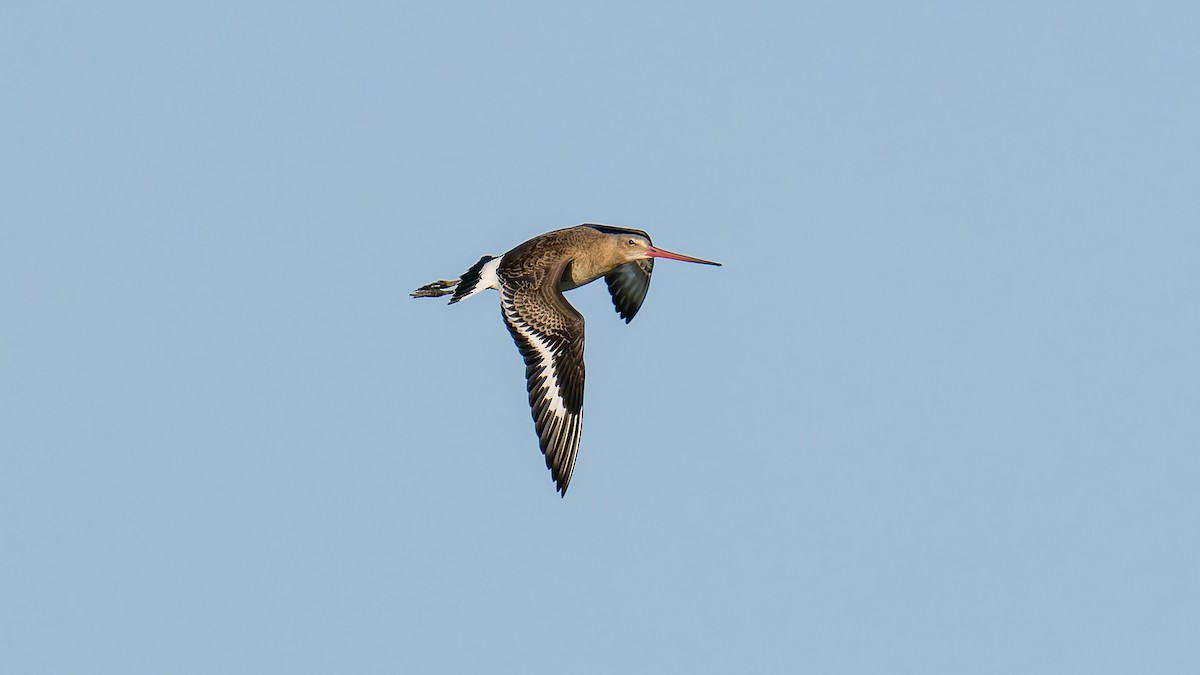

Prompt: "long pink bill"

[646,246,722,266]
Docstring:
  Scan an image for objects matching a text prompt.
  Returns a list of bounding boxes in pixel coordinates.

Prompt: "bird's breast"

[558,259,606,292]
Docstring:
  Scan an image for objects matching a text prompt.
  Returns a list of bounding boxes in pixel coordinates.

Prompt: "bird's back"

[499,226,603,290]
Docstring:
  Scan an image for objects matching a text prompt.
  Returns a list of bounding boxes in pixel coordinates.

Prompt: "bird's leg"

[410,279,460,298]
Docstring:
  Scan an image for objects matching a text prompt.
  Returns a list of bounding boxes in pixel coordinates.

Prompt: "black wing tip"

[584,223,652,241]
[611,297,637,322]
[545,440,576,497]
[548,457,573,496]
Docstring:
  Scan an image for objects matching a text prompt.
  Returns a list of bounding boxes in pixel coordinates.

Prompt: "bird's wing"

[586,223,650,238]
[604,259,654,323]
[500,277,586,496]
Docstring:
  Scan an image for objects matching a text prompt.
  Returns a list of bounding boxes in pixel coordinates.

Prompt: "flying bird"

[411,223,721,496]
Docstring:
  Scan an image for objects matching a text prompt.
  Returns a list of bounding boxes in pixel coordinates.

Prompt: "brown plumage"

[412,224,720,496]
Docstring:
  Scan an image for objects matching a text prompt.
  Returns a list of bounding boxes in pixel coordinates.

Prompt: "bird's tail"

[449,255,500,304]
[410,255,500,303]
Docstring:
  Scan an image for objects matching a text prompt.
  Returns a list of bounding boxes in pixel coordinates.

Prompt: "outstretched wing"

[604,259,654,323]
[499,282,586,496]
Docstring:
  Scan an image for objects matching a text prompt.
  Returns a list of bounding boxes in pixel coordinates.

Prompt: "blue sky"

[3,2,1197,673]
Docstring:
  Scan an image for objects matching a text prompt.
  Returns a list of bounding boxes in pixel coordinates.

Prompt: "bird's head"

[612,233,722,267]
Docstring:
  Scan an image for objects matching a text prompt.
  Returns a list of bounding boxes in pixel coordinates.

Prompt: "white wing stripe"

[502,296,568,418]
[498,286,585,494]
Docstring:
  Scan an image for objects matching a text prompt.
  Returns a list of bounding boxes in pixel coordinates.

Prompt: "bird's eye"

[627,239,636,245]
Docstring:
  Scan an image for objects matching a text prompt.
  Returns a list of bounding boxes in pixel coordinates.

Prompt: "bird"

[411,223,721,496]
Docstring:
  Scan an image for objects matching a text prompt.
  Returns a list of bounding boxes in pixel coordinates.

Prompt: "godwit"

[412,224,721,496]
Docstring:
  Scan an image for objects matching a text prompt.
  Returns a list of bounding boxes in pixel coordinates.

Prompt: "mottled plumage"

[412,224,720,496]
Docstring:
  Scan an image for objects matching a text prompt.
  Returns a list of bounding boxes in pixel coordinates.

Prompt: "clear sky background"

[3,2,1197,673]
